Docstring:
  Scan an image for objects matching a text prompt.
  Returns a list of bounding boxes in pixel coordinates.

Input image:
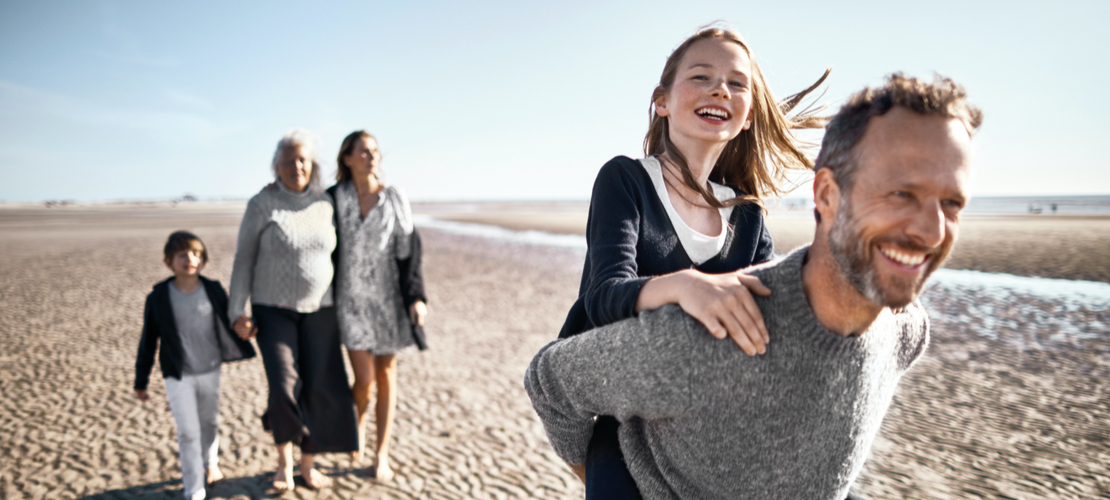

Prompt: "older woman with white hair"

[229,129,357,492]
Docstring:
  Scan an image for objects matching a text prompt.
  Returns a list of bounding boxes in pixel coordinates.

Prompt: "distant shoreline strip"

[414,215,1110,304]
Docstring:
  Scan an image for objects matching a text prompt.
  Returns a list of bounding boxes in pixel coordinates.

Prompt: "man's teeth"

[880,247,925,267]
[696,108,730,120]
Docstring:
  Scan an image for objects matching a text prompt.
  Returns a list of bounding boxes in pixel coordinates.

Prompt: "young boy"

[134,231,256,500]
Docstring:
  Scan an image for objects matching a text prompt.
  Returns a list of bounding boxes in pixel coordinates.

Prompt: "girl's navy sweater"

[558,156,775,338]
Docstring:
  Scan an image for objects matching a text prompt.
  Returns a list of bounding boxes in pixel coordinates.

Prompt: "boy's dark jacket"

[134,276,257,390]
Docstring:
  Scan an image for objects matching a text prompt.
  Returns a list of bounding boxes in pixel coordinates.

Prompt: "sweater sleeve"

[582,158,652,327]
[753,211,775,264]
[134,292,160,391]
[228,196,266,320]
[524,305,697,464]
[391,186,415,260]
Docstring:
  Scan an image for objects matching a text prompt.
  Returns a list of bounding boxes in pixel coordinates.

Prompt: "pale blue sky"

[1,0,1107,202]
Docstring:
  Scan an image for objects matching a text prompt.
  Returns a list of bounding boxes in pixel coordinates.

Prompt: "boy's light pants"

[164,369,220,500]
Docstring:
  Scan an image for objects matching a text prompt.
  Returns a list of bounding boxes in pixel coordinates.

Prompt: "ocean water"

[412,215,589,249]
[772,194,1110,216]
[414,214,1110,351]
[924,270,1110,352]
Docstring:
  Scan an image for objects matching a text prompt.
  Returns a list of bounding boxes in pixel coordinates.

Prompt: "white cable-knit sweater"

[228,183,337,320]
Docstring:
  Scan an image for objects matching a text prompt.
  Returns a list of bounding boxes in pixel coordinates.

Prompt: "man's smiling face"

[827,107,973,308]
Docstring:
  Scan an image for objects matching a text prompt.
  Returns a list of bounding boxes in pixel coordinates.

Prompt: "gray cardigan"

[228,183,337,320]
[525,247,929,499]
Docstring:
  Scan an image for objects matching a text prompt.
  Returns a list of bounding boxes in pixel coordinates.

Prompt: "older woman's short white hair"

[271,128,324,190]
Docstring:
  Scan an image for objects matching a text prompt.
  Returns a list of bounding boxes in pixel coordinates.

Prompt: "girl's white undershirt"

[639,156,735,265]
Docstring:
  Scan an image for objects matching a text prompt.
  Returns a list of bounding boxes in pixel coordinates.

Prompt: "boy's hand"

[233,315,257,340]
[409,300,427,326]
[135,389,149,402]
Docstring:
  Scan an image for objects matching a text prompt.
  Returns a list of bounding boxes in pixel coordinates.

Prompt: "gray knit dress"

[333,182,415,354]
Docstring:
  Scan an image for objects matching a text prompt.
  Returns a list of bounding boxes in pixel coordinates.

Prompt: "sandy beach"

[0,203,1107,499]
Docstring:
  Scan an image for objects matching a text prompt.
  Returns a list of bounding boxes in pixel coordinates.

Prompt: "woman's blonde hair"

[645,25,828,209]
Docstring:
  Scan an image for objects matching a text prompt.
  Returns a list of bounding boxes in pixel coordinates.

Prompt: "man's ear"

[813,167,841,228]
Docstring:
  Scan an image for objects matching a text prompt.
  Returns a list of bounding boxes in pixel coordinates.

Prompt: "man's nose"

[906,198,946,248]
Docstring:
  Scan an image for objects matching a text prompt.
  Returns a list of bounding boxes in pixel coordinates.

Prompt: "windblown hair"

[163,230,208,264]
[815,73,983,195]
[644,24,829,209]
[271,128,324,190]
[335,130,378,184]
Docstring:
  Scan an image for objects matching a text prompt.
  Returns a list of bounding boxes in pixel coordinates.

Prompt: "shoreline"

[414,209,1110,284]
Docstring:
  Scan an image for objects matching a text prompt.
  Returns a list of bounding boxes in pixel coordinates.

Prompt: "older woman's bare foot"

[373,458,394,482]
[302,468,333,489]
[272,466,294,493]
[205,466,225,486]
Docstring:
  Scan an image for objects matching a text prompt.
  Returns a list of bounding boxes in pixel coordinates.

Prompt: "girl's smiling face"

[655,37,753,148]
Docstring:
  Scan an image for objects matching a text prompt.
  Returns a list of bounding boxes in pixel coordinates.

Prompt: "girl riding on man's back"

[557,25,827,498]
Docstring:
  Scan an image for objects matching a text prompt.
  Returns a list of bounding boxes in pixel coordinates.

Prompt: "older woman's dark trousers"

[253,304,358,454]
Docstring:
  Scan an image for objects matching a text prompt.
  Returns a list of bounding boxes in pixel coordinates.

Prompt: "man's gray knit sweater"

[228,183,337,321]
[524,246,929,499]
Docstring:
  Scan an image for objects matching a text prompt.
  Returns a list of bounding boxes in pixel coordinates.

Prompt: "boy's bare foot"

[372,458,394,482]
[302,468,333,489]
[205,466,224,486]
[272,465,294,493]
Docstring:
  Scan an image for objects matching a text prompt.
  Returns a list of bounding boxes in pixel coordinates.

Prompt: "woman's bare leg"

[273,442,294,492]
[347,349,376,462]
[372,354,398,481]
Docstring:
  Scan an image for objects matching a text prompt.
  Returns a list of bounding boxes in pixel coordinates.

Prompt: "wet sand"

[1,204,1107,499]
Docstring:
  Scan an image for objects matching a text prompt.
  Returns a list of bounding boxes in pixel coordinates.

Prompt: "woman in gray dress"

[330,130,428,481]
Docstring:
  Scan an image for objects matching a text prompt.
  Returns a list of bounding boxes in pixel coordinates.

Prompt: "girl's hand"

[637,270,771,356]
[233,315,257,340]
[409,300,427,327]
[134,389,149,402]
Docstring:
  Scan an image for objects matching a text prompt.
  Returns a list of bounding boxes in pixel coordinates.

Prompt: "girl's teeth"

[697,108,729,120]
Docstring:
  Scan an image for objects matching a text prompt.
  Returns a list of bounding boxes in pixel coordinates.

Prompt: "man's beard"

[826,198,949,308]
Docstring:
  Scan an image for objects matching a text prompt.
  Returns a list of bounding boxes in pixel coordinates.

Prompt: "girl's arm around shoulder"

[581,156,655,327]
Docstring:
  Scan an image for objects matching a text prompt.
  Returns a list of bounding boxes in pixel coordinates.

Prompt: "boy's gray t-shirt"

[169,281,222,375]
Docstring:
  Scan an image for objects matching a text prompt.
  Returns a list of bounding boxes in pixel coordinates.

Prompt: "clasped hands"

[231,300,427,341]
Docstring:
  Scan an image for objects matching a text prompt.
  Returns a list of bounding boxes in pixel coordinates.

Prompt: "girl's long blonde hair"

[645,25,829,209]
